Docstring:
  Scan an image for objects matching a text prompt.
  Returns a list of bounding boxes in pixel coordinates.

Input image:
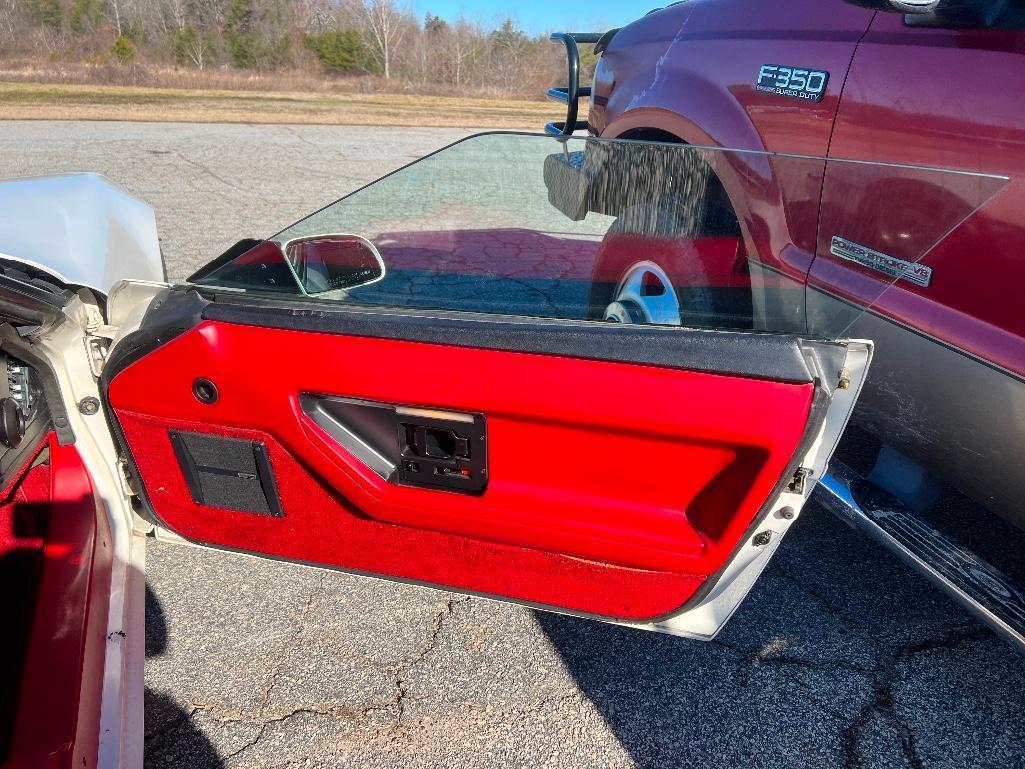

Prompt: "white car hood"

[0,173,164,295]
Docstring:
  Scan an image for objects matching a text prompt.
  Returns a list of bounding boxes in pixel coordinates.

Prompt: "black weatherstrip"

[202,300,822,384]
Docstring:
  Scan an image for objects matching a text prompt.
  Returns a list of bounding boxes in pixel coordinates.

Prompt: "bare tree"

[179,27,210,67]
[350,0,409,79]
[0,0,25,44]
[291,0,334,34]
[186,0,229,34]
[450,17,483,88]
[165,0,189,32]
[109,0,124,35]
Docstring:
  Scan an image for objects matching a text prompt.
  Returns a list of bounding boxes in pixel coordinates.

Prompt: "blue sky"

[411,1,642,35]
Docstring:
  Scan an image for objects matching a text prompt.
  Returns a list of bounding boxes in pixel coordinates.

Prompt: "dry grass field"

[0,81,556,128]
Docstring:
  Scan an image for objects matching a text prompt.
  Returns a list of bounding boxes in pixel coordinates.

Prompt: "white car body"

[0,174,164,294]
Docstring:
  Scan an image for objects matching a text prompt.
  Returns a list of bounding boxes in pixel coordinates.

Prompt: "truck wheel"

[589,199,751,329]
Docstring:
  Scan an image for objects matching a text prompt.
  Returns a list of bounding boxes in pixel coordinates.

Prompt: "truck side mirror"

[845,0,1006,27]
[889,0,941,12]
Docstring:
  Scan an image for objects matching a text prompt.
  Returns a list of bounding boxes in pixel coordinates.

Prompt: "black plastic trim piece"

[192,378,219,405]
[593,28,620,56]
[0,275,67,329]
[168,429,284,517]
[168,430,204,505]
[253,442,284,517]
[201,299,831,384]
[103,288,211,386]
[100,287,210,526]
[0,325,74,446]
[187,239,264,285]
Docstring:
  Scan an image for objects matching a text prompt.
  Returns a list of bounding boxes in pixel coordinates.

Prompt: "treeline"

[0,0,599,98]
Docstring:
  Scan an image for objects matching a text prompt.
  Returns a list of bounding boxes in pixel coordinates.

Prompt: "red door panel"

[108,319,813,620]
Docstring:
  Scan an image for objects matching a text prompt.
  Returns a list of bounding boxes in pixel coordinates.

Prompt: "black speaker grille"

[168,430,283,517]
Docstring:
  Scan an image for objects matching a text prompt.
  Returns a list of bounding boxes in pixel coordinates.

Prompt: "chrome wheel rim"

[603,260,681,326]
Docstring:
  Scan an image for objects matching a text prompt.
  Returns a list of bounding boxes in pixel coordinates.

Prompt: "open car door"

[101,134,878,639]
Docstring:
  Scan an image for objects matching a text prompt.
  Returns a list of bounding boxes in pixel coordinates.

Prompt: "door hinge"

[83,304,118,378]
[116,458,137,499]
[787,467,812,496]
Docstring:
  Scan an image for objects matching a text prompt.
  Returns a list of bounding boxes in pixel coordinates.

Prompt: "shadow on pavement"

[537,504,1025,769]
[144,582,223,769]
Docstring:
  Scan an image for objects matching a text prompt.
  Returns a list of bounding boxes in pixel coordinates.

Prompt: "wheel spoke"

[606,261,681,326]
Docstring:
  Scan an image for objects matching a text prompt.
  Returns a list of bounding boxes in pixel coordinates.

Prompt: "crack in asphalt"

[724,637,876,687]
[769,561,877,637]
[145,574,332,764]
[841,625,991,769]
[257,574,327,717]
[386,595,472,721]
[146,564,999,769]
[709,636,872,726]
[170,148,245,192]
[711,577,994,769]
[762,543,998,768]
[149,591,475,765]
[377,689,588,749]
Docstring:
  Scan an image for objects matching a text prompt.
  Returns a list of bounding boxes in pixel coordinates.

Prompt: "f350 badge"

[756,65,829,102]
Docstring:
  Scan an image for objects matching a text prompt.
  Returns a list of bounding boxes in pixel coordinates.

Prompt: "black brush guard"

[546,32,603,136]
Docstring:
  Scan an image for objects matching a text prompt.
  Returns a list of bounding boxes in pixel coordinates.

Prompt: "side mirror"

[845,0,1006,26]
[282,234,386,296]
[890,0,941,12]
[843,0,940,12]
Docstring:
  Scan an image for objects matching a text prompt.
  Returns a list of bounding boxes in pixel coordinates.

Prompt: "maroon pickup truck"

[547,0,1025,644]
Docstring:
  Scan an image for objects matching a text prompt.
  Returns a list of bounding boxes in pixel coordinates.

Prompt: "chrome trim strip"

[395,406,475,423]
[300,394,397,479]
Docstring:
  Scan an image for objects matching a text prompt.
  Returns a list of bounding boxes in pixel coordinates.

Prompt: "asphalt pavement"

[2,121,1024,768]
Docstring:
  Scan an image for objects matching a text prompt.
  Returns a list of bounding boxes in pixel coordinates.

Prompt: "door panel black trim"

[201,298,835,384]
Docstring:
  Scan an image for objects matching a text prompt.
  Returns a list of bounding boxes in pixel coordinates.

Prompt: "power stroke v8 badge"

[756,65,829,102]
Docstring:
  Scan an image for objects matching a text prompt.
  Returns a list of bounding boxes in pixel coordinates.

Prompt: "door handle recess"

[300,394,487,495]
[405,425,472,461]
